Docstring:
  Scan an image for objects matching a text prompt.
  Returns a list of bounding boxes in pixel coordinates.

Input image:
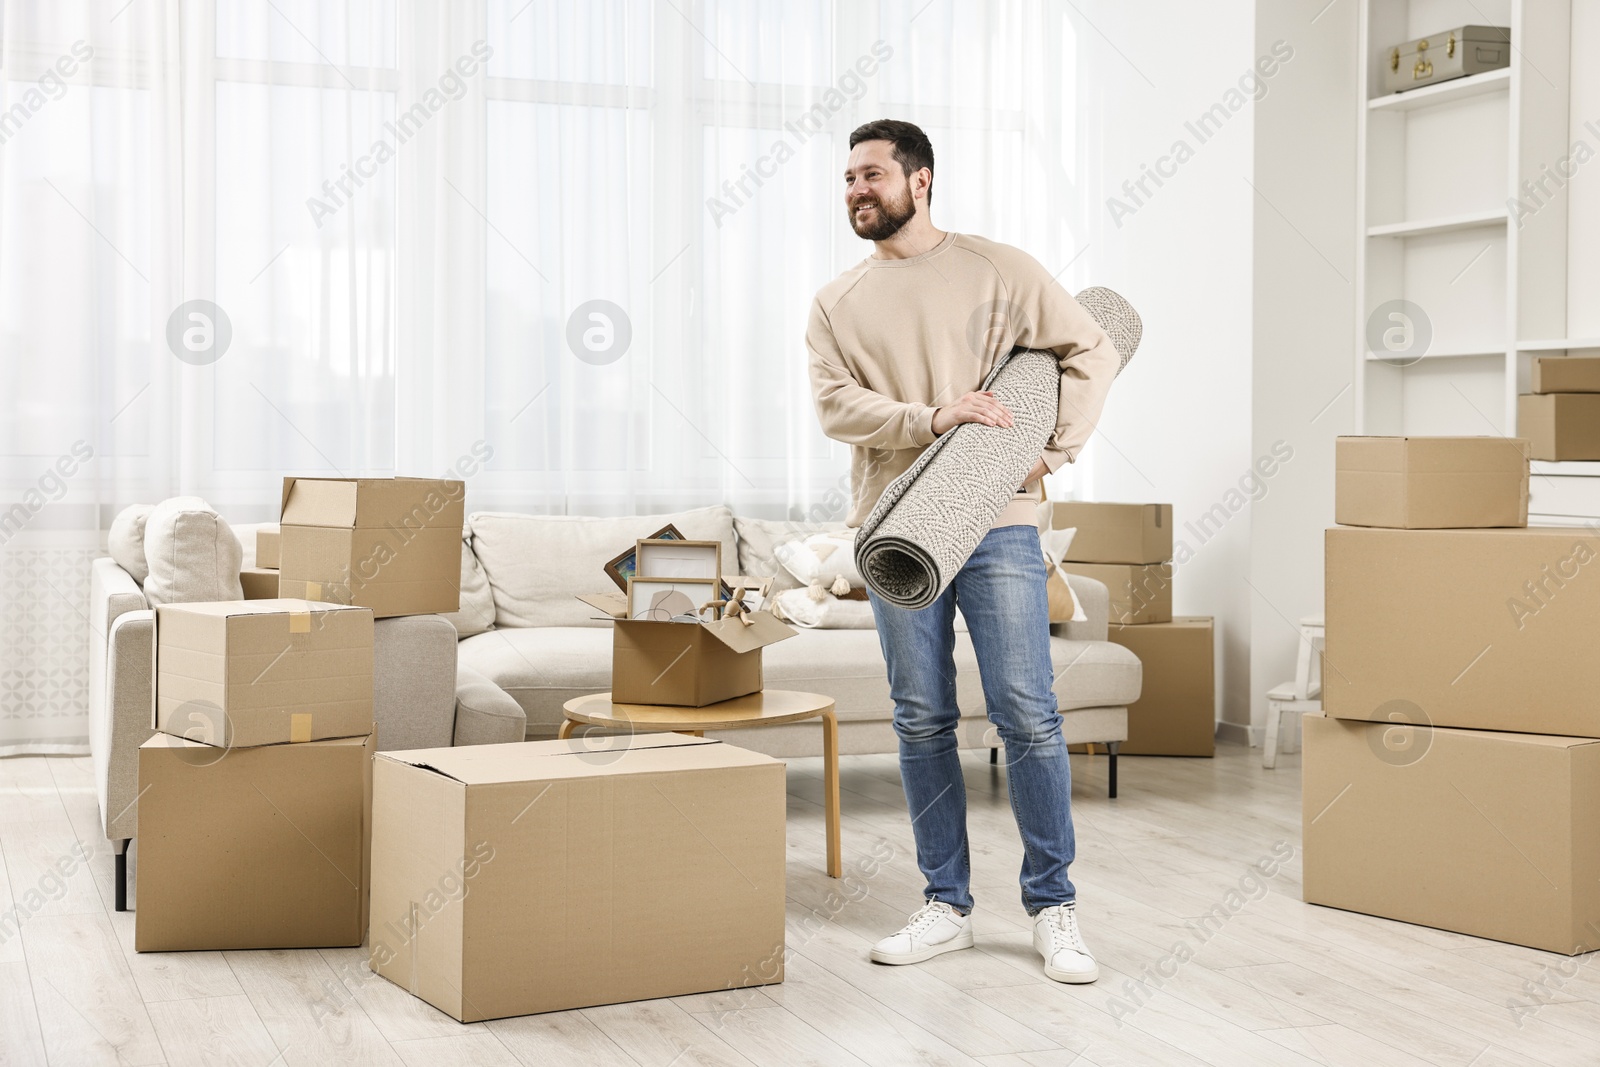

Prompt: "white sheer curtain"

[0,0,1087,753]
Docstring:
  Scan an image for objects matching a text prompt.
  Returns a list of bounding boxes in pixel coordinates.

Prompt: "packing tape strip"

[305,581,322,601]
[289,610,311,633]
[290,713,313,743]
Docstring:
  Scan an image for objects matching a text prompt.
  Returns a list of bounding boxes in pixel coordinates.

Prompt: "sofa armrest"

[453,665,527,746]
[98,610,154,842]
[372,615,459,751]
[1052,575,1109,643]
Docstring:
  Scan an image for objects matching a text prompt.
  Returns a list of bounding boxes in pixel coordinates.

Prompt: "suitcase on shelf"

[1380,25,1510,95]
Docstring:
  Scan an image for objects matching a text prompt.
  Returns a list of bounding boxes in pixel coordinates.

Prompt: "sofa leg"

[115,839,131,912]
[990,746,999,765]
[1106,743,1119,799]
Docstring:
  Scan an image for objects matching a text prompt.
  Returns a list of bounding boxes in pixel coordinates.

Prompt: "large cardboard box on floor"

[369,735,787,1021]
[1303,714,1600,955]
[576,591,797,706]
[1058,563,1172,625]
[1334,436,1529,529]
[1106,617,1215,756]
[1325,526,1600,736]
[1518,393,1600,461]
[278,477,464,617]
[135,732,374,951]
[1050,502,1173,564]
[154,599,373,748]
[1531,356,1600,394]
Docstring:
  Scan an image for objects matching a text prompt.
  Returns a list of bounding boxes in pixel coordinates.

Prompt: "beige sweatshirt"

[807,232,1121,529]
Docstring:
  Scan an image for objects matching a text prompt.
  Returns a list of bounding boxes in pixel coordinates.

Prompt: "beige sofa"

[451,505,1141,783]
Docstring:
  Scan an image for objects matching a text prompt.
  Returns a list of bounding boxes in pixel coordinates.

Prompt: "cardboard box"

[256,525,281,569]
[239,567,279,600]
[135,731,373,951]
[1058,563,1172,625]
[1303,714,1600,955]
[369,735,786,1021]
[1325,526,1600,735]
[155,599,373,748]
[1519,393,1600,461]
[1532,356,1600,394]
[279,477,464,618]
[1050,502,1173,564]
[1334,436,1529,529]
[577,591,796,706]
[1107,617,1215,756]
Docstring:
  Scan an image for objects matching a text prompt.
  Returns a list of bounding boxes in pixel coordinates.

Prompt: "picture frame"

[603,523,685,591]
[636,538,722,581]
[626,577,721,622]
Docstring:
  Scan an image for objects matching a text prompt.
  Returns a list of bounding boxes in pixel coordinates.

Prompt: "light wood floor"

[0,741,1589,1066]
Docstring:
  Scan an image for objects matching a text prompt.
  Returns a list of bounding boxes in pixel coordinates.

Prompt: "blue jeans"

[867,524,1076,915]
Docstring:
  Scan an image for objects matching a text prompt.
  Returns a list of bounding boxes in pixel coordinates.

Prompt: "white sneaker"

[1033,902,1098,983]
[870,901,974,965]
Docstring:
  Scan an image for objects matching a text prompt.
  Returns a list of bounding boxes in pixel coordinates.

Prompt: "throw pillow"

[142,496,244,606]
[108,503,154,583]
[470,504,737,628]
[439,528,496,637]
[775,531,864,600]
[733,515,849,595]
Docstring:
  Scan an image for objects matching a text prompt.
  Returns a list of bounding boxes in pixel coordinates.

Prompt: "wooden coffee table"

[560,689,841,877]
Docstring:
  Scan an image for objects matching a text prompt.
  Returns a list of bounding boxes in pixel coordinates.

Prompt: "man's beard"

[848,184,916,241]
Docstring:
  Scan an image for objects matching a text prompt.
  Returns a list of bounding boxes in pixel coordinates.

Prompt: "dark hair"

[849,119,934,206]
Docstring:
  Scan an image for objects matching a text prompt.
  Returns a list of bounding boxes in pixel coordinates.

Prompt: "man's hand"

[931,390,1014,435]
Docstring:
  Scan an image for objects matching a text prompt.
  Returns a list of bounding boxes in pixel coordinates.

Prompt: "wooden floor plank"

[145,994,280,1067]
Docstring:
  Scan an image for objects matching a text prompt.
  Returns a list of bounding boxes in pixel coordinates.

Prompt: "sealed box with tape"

[278,476,465,617]
[153,598,374,748]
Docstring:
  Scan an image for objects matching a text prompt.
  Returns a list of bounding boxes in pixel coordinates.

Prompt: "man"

[807,119,1119,984]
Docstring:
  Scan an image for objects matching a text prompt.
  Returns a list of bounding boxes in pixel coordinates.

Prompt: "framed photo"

[603,523,685,591]
[636,538,721,581]
[626,577,720,622]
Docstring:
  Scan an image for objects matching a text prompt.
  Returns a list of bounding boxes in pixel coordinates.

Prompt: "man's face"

[844,140,918,241]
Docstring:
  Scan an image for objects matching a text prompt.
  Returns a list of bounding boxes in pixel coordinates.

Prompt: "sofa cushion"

[108,503,154,583]
[439,531,495,637]
[733,515,848,595]
[457,624,1141,735]
[142,497,244,606]
[469,505,737,629]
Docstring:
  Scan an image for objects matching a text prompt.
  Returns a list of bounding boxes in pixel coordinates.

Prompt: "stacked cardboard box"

[136,599,376,951]
[239,525,280,599]
[1519,357,1600,460]
[1306,435,1600,954]
[276,477,465,617]
[576,529,796,707]
[1051,502,1215,757]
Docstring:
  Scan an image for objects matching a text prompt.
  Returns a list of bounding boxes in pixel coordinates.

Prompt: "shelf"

[1365,210,1508,239]
[1363,345,1504,362]
[1517,338,1600,351]
[1367,68,1511,112]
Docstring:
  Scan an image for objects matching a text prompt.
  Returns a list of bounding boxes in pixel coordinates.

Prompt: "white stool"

[1263,614,1324,769]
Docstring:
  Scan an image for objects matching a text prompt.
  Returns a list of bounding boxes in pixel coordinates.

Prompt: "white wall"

[1063,0,1258,731]
[1249,0,1359,741]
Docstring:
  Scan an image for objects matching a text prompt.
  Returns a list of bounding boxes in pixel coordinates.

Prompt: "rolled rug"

[855,287,1142,610]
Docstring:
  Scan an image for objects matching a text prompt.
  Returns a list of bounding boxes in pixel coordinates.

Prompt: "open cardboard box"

[577,590,796,706]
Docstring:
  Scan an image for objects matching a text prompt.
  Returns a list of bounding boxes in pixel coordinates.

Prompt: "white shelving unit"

[1354,0,1577,449]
